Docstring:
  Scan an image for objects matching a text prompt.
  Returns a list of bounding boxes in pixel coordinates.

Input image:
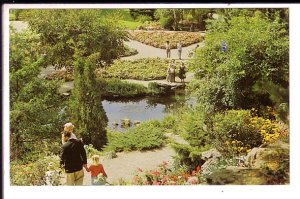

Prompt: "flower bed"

[131,161,202,185]
[129,30,203,49]
[100,58,172,80]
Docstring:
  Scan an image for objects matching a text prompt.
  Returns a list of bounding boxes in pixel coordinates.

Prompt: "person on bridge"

[165,40,171,58]
[178,62,186,83]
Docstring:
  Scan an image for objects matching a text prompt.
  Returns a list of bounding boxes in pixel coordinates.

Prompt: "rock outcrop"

[205,140,289,185]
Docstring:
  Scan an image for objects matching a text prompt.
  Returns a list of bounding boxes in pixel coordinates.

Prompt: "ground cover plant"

[102,58,184,80]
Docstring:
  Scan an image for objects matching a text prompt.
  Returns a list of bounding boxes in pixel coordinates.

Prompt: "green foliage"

[104,120,166,152]
[70,58,108,150]
[154,9,183,30]
[103,58,170,80]
[10,28,64,161]
[189,12,289,114]
[100,78,149,98]
[176,107,210,147]
[147,82,164,95]
[26,9,128,71]
[161,115,177,133]
[11,155,63,186]
[129,9,156,21]
[172,143,206,171]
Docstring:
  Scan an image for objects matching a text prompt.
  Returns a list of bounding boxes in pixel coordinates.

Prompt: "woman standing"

[178,62,186,83]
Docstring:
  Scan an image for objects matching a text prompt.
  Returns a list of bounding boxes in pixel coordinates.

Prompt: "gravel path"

[122,39,204,61]
[82,133,188,185]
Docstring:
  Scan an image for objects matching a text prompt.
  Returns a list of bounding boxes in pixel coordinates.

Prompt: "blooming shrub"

[131,161,202,185]
[213,109,286,157]
[11,155,63,186]
[129,30,203,49]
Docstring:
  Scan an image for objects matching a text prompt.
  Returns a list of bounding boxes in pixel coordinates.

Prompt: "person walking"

[86,155,108,185]
[177,41,183,60]
[60,130,87,186]
[165,41,171,58]
[178,62,186,83]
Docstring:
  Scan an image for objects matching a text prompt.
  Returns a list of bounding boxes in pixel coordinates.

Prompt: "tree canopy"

[10,28,63,160]
[26,9,128,71]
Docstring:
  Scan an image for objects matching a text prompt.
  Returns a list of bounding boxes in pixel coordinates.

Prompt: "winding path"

[82,134,188,185]
[122,39,204,60]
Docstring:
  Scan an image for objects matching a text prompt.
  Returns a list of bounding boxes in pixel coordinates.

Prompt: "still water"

[102,91,196,131]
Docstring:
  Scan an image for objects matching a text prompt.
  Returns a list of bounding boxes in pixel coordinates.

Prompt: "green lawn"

[99,9,143,30]
[120,20,143,30]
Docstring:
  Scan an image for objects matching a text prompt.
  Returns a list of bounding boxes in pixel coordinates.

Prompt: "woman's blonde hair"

[91,155,100,166]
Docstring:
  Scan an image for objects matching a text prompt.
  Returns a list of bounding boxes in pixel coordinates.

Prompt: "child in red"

[86,155,107,185]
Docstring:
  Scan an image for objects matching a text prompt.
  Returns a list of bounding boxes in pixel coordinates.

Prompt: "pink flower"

[151,170,160,176]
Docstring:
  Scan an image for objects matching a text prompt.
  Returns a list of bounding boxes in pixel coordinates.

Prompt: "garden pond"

[102,89,196,131]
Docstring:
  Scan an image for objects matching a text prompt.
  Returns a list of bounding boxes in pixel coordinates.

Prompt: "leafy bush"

[172,143,207,172]
[104,120,166,152]
[102,58,170,80]
[11,155,63,186]
[129,31,203,49]
[161,115,177,133]
[176,107,211,148]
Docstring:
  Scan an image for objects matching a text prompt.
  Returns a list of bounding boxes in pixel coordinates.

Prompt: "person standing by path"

[178,62,186,83]
[177,41,183,60]
[86,155,108,185]
[60,130,87,186]
[165,40,171,58]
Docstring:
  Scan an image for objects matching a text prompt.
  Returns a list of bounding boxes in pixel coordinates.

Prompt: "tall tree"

[71,58,108,149]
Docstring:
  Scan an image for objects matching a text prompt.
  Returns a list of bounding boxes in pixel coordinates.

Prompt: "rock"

[106,151,117,159]
[201,148,221,160]
[200,148,222,175]
[121,118,131,128]
[245,141,289,171]
[206,167,268,185]
[206,140,289,185]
